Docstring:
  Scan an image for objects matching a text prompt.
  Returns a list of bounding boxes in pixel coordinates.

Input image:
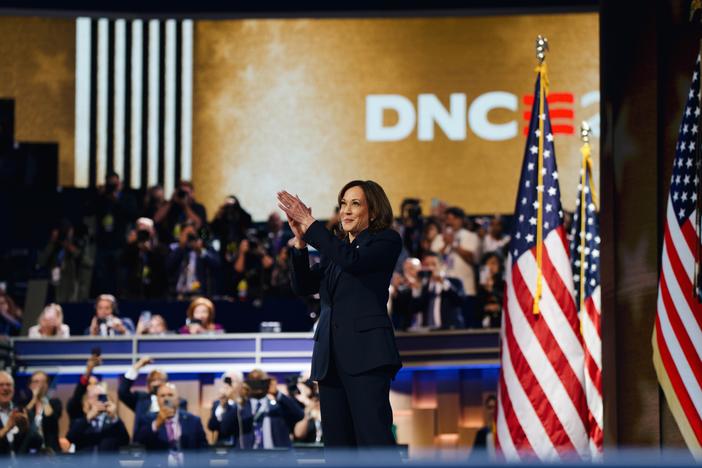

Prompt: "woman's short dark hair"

[337,180,394,233]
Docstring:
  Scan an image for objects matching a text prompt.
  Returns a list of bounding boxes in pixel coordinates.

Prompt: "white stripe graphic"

[113,19,127,178]
[147,19,160,186]
[164,19,177,196]
[74,18,92,187]
[130,19,143,188]
[96,18,109,185]
[180,19,193,181]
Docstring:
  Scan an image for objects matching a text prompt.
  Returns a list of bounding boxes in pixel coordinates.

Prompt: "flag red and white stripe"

[652,53,702,459]
[495,67,591,461]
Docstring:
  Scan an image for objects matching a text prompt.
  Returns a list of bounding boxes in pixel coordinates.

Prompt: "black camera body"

[176,189,188,199]
[136,229,151,243]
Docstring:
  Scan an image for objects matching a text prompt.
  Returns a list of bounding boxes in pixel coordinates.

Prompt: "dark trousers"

[318,347,396,448]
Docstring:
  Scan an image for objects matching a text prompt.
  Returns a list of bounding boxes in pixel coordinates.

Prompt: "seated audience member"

[28,303,70,338]
[121,217,168,299]
[388,258,422,331]
[134,383,208,457]
[481,216,510,256]
[414,253,465,330]
[472,395,497,455]
[208,371,244,445]
[167,222,221,298]
[0,291,22,337]
[136,313,170,335]
[66,382,129,452]
[67,353,102,421]
[0,371,42,455]
[179,297,224,335]
[37,219,88,303]
[477,253,505,329]
[119,356,187,435]
[23,371,62,453]
[154,180,208,244]
[218,369,304,449]
[85,294,135,336]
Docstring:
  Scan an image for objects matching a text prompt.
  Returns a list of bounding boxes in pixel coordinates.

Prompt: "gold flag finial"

[536,35,549,64]
[691,0,702,22]
[580,121,592,143]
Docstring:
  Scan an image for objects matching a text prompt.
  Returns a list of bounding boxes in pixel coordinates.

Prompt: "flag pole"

[691,1,702,302]
[578,122,593,325]
[533,35,549,315]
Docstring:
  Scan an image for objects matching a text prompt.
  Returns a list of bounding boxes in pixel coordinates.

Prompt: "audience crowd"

[0,354,319,458]
[0,171,528,337]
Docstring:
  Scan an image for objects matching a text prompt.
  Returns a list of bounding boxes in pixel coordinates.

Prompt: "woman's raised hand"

[277,191,315,249]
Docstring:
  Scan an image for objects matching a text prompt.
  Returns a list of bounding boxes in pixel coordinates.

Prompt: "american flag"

[652,53,702,457]
[495,68,590,460]
[569,141,603,456]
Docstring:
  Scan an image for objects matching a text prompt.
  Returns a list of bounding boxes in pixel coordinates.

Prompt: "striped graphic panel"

[73,17,193,195]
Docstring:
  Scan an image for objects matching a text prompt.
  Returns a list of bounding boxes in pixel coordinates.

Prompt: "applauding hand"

[276,191,315,249]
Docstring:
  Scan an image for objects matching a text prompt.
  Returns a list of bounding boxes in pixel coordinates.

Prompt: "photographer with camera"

[154,180,208,244]
[414,252,465,330]
[167,221,220,298]
[119,356,188,436]
[66,382,129,452]
[219,369,303,449]
[0,371,43,455]
[91,171,138,296]
[86,294,135,336]
[135,382,208,459]
[207,371,244,445]
[398,198,424,258]
[37,219,89,303]
[121,217,168,299]
[232,234,275,303]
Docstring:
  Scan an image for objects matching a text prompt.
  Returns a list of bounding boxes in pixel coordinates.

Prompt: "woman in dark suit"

[277,180,402,448]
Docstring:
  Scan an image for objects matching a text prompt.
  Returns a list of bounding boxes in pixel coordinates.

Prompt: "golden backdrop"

[0,17,75,185]
[194,14,599,220]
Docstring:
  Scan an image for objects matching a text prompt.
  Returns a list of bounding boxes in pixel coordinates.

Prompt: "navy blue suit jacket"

[218,394,303,448]
[118,375,188,435]
[290,222,402,380]
[66,416,130,452]
[134,410,208,451]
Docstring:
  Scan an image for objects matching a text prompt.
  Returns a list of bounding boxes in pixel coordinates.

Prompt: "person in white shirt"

[28,304,70,338]
[414,253,465,330]
[438,207,481,327]
[208,370,244,445]
[481,216,511,257]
